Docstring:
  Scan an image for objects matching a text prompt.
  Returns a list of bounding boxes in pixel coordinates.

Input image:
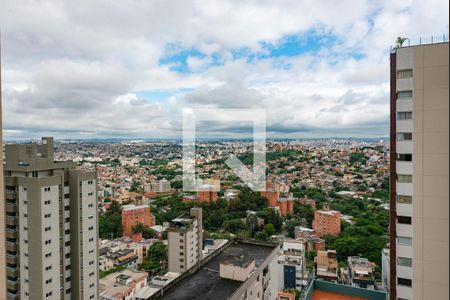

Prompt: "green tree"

[264,223,275,236]
[255,231,268,241]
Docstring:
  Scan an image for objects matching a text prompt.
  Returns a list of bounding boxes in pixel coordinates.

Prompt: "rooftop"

[161,241,275,300]
[99,269,148,299]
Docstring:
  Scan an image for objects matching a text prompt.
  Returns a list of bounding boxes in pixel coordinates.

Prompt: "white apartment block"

[167,208,203,273]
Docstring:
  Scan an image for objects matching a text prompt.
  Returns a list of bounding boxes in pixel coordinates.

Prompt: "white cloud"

[0,0,448,139]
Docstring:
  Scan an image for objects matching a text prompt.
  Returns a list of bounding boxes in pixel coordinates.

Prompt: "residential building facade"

[312,204,341,237]
[389,42,449,300]
[167,208,203,273]
[3,137,99,300]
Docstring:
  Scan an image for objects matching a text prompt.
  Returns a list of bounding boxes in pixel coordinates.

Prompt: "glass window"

[397,69,413,78]
[397,91,412,99]
[397,112,412,120]
[397,174,412,183]
[398,236,412,246]
[397,154,412,161]
[397,277,412,287]
[397,195,412,204]
[397,216,412,224]
[397,133,412,141]
[397,257,412,267]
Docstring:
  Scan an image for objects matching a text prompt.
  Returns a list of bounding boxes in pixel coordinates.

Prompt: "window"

[46,292,53,297]
[397,154,412,161]
[44,200,51,205]
[88,192,94,196]
[397,216,412,224]
[45,240,51,245]
[87,180,94,185]
[397,112,412,120]
[397,69,413,78]
[397,195,412,204]
[397,257,412,267]
[398,236,412,246]
[45,226,51,231]
[397,277,412,287]
[45,278,52,284]
[45,265,52,271]
[397,174,412,183]
[44,214,51,218]
[44,187,51,192]
[88,203,94,208]
[397,133,412,141]
[397,91,412,99]
[45,253,52,258]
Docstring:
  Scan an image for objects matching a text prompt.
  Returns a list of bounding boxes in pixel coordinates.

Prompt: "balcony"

[5,191,17,200]
[6,279,19,290]
[5,217,17,227]
[6,267,19,278]
[7,292,19,300]
[6,242,18,252]
[6,254,18,265]
[5,203,17,213]
[5,229,17,240]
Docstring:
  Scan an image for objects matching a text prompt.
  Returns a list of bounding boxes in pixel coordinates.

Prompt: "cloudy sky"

[1,0,448,139]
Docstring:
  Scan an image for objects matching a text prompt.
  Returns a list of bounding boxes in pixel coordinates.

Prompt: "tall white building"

[167,208,202,273]
[389,41,449,300]
[3,137,99,300]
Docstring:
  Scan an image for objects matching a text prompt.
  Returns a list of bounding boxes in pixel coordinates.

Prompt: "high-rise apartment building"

[389,42,449,300]
[3,137,99,300]
[0,40,5,300]
[167,207,203,273]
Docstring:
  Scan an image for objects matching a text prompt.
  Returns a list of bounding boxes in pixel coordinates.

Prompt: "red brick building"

[121,204,155,238]
[312,204,341,237]
[197,184,218,202]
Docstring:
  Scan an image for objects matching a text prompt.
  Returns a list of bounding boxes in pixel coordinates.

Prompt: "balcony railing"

[391,34,448,52]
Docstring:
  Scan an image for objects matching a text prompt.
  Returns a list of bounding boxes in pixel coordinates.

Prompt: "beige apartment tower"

[390,42,449,300]
[0,38,6,300]
[3,137,99,300]
[167,207,203,273]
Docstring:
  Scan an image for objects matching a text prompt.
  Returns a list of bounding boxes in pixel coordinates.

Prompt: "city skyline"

[0,0,448,139]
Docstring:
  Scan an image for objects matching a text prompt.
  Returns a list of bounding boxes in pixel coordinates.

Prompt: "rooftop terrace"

[161,241,275,300]
[305,280,387,300]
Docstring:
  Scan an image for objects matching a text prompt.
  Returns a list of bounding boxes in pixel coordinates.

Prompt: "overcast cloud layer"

[1,0,448,139]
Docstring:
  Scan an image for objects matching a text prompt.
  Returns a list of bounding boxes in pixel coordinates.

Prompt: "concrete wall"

[411,42,449,300]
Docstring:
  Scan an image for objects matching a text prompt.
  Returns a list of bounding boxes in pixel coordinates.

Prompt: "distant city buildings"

[312,203,341,237]
[3,137,98,299]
